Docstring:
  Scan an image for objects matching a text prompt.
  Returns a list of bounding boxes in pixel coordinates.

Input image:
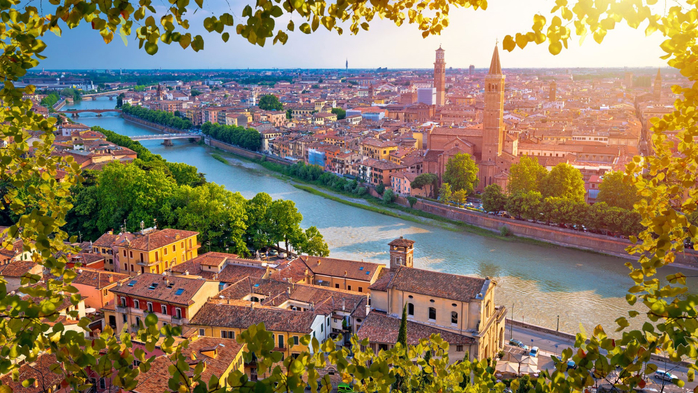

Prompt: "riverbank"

[122,114,189,134]
[210,148,570,248]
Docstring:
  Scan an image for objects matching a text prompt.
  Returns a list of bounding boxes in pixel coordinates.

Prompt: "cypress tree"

[397,304,407,350]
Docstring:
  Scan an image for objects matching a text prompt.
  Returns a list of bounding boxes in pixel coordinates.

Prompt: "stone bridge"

[57,109,122,117]
[130,133,201,146]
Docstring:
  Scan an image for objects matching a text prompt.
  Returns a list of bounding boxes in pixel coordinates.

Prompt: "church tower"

[482,44,506,166]
[434,46,446,106]
[654,68,662,101]
[549,80,557,101]
[388,237,415,270]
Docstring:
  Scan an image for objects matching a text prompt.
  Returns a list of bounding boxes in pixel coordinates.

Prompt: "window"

[140,253,144,262]
[428,307,436,320]
[124,263,128,270]
[120,297,127,307]
[327,317,330,327]
[122,314,127,323]
[358,287,363,293]
[221,330,235,339]
[129,251,133,259]
[164,248,168,256]
[99,378,106,389]
[321,324,324,332]
[278,335,284,348]
[456,345,464,352]
[451,312,458,325]
[123,250,127,257]
[155,251,159,260]
[199,328,205,336]
[407,303,414,316]
[133,299,140,309]
[347,285,352,291]
[335,284,340,289]
[161,305,168,315]
[175,308,182,319]
[173,245,176,252]
[175,288,184,296]
[130,265,134,272]
[147,302,153,313]
[181,241,184,249]
[135,316,141,327]
[293,336,299,345]
[189,239,192,248]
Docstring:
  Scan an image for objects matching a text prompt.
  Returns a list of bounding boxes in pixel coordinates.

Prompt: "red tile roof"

[356,311,476,345]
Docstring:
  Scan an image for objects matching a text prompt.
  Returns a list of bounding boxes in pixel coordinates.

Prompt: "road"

[508,324,696,392]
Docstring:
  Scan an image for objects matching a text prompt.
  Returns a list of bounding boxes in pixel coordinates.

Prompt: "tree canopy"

[508,156,547,194]
[258,94,284,111]
[539,163,586,202]
[442,153,478,194]
[482,184,507,212]
[596,171,640,210]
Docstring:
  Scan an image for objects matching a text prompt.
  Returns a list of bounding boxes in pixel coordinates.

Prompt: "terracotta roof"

[115,228,198,251]
[368,269,393,292]
[388,237,415,247]
[298,256,384,282]
[0,261,38,278]
[133,337,243,393]
[356,311,476,345]
[110,273,208,305]
[72,268,129,289]
[0,354,64,393]
[385,266,488,303]
[190,303,318,333]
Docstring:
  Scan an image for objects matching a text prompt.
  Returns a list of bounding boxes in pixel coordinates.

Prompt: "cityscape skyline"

[39,0,667,70]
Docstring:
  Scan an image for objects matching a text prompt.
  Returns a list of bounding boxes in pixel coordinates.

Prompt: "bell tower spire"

[480,43,506,189]
[434,46,446,107]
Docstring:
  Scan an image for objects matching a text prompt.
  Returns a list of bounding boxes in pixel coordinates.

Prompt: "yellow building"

[190,303,329,361]
[360,138,398,161]
[112,228,200,276]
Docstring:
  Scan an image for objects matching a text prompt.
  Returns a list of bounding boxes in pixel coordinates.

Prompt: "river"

[67,97,698,336]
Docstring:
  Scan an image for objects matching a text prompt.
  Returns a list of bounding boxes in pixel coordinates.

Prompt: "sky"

[39,0,668,70]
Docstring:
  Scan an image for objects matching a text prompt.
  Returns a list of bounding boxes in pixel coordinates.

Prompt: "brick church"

[423,45,518,191]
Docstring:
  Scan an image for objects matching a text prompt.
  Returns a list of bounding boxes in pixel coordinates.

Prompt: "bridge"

[57,109,122,117]
[130,133,201,146]
[82,89,129,100]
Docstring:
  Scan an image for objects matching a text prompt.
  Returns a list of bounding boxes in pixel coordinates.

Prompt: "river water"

[68,98,698,336]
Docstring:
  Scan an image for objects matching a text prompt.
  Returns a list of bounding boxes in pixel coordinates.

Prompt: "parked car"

[654,370,676,382]
[509,338,524,347]
[529,346,539,357]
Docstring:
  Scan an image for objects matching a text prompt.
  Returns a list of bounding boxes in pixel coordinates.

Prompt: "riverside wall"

[206,138,293,167]
[369,188,698,268]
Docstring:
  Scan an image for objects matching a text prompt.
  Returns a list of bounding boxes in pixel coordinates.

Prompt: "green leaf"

[144,42,158,55]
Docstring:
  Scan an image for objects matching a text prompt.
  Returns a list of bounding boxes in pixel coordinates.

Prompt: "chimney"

[184,270,189,275]
[108,275,114,283]
[287,287,291,296]
[366,302,371,317]
[342,298,346,311]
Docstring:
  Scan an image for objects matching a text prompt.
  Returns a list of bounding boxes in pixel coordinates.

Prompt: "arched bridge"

[83,89,129,99]
[130,133,201,145]
[58,109,122,117]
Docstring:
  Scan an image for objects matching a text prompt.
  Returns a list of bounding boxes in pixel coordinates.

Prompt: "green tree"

[258,94,283,111]
[540,163,586,202]
[169,183,249,254]
[596,171,639,210]
[452,189,468,206]
[505,191,542,220]
[376,183,386,195]
[166,162,206,187]
[482,184,507,212]
[508,156,547,194]
[438,183,452,205]
[410,173,438,198]
[116,92,125,107]
[383,188,396,204]
[267,199,304,253]
[442,153,478,194]
[407,196,418,208]
[293,226,331,257]
[331,107,346,119]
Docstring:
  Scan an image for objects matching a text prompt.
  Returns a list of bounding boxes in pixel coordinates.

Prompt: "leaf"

[144,42,158,55]
[222,32,230,42]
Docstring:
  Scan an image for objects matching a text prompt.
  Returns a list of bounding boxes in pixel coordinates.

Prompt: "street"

[508,324,697,392]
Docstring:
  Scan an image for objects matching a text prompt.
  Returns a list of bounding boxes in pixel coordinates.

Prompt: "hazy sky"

[39,0,667,70]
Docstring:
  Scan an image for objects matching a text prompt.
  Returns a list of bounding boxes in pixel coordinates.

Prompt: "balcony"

[171,316,185,325]
[115,306,127,313]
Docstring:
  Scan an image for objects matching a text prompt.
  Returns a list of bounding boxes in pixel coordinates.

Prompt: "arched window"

[451,312,458,325]
[408,303,414,316]
[428,307,436,320]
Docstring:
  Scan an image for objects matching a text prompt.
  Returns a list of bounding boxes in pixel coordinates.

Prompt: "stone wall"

[206,138,292,167]
[372,189,698,267]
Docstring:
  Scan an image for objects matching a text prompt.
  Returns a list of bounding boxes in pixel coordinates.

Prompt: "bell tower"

[434,46,446,107]
[388,237,415,270]
[482,44,505,164]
